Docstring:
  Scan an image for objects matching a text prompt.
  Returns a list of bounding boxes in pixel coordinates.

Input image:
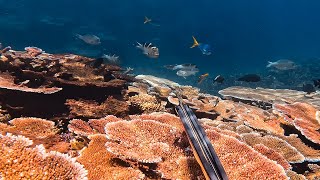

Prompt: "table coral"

[205,129,288,180]
[274,102,320,144]
[0,133,87,180]
[77,134,145,180]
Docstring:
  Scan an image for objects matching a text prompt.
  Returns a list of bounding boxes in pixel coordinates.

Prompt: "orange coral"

[129,112,184,131]
[68,119,95,136]
[77,134,145,180]
[253,144,291,170]
[104,119,181,163]
[205,129,288,180]
[88,115,123,134]
[9,117,58,138]
[240,133,305,163]
[206,130,287,179]
[274,102,320,144]
[0,133,87,179]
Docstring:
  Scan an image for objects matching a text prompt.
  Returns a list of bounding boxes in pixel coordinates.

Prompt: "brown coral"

[77,134,145,180]
[128,93,165,113]
[68,119,95,136]
[0,72,62,94]
[274,102,320,144]
[66,96,129,118]
[0,133,87,180]
[278,134,320,162]
[88,115,123,134]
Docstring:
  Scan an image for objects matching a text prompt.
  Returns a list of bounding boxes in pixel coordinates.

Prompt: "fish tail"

[190,36,199,48]
[144,16,151,24]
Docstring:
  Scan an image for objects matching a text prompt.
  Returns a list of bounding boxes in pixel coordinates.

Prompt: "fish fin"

[144,16,151,24]
[190,36,199,48]
[75,34,82,39]
[266,61,273,67]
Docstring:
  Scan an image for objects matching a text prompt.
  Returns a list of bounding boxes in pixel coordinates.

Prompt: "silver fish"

[136,42,159,58]
[266,59,297,70]
[76,34,101,45]
[165,63,197,70]
[176,68,199,78]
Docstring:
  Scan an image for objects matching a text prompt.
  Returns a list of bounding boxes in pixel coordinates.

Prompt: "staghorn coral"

[104,119,181,163]
[66,96,129,118]
[274,102,320,144]
[0,133,87,180]
[240,133,305,163]
[128,93,165,113]
[77,134,145,180]
[205,129,288,180]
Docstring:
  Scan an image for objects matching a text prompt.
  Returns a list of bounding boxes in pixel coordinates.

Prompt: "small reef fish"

[213,75,224,84]
[190,36,212,55]
[144,16,160,27]
[313,79,320,88]
[302,83,316,94]
[136,42,159,58]
[266,59,297,70]
[102,54,120,64]
[198,73,209,84]
[164,63,197,70]
[237,74,261,82]
[176,68,199,78]
[76,34,101,45]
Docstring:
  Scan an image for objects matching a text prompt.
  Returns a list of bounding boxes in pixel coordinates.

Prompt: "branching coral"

[205,129,288,180]
[128,93,165,113]
[77,134,145,180]
[274,102,320,144]
[0,133,87,180]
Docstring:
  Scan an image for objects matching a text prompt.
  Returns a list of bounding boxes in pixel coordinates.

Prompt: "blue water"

[1,0,320,92]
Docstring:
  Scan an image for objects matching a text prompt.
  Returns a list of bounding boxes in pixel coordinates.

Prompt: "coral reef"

[0,133,87,180]
[1,49,320,179]
[274,102,320,144]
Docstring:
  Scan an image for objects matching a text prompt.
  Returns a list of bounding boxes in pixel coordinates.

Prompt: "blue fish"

[190,36,212,55]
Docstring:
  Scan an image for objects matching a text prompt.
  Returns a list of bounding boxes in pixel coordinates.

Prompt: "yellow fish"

[198,73,209,84]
